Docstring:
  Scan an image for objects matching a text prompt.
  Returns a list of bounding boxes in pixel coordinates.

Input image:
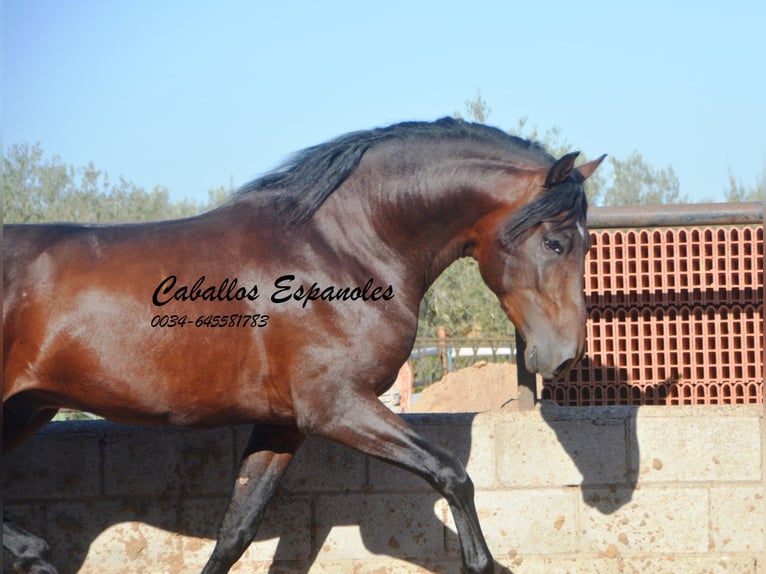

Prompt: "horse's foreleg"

[2,520,58,574]
[200,423,305,574]
[309,396,493,574]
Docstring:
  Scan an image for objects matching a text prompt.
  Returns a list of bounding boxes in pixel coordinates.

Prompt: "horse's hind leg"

[310,395,493,574]
[201,423,305,574]
[3,520,58,574]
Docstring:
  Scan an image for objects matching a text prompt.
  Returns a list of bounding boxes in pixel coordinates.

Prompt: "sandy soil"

[411,361,519,412]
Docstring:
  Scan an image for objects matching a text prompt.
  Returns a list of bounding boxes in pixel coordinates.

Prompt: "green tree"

[3,142,74,222]
[460,89,491,123]
[724,169,764,202]
[205,179,238,207]
[601,152,685,206]
[2,142,203,224]
[417,257,515,338]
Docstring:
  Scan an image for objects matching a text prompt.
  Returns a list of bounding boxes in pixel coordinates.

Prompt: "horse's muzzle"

[525,340,584,381]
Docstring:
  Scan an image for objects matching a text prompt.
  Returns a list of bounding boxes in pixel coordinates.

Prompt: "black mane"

[500,178,588,246]
[237,117,554,224]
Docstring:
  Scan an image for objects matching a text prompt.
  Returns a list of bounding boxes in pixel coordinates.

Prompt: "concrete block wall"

[3,405,764,573]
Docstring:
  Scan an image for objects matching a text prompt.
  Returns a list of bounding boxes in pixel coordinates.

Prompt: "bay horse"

[3,117,604,574]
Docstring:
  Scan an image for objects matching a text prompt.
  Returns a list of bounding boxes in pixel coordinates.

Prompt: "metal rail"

[587,201,762,229]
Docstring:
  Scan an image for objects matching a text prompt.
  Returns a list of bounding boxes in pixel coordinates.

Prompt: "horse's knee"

[453,470,475,500]
[429,454,474,500]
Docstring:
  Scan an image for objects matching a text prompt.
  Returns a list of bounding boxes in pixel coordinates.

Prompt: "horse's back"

[4,224,50,281]
[4,223,82,316]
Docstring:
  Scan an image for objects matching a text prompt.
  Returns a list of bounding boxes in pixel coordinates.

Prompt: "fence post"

[515,331,537,409]
[437,325,449,374]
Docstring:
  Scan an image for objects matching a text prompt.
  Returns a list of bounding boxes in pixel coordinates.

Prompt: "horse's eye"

[544,239,564,255]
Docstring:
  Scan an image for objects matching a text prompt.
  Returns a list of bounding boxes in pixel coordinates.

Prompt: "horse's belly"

[5,312,296,428]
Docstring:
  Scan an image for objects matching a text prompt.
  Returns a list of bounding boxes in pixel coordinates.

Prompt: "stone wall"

[3,404,763,574]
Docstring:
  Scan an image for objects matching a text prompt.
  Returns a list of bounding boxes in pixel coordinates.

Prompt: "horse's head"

[474,152,605,380]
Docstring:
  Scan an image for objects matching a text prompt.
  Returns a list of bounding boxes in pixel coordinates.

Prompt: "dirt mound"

[412,361,519,413]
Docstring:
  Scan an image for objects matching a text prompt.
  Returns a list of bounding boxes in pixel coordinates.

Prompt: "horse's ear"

[544,152,580,188]
[576,154,607,181]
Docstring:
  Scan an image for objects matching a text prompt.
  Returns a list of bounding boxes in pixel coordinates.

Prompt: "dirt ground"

[411,361,519,412]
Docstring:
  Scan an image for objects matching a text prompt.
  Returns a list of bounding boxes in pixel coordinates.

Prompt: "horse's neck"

[332,157,531,293]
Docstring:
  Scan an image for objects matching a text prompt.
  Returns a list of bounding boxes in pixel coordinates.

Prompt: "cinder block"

[84,521,184,573]
[103,426,235,497]
[620,555,759,574]
[439,489,578,559]
[240,495,314,564]
[579,486,709,554]
[462,412,501,489]
[52,495,311,572]
[468,489,579,556]
[709,485,765,553]
[634,414,762,482]
[282,436,367,492]
[178,497,228,549]
[496,412,628,487]
[178,495,313,565]
[367,413,492,491]
[247,558,461,573]
[176,497,225,565]
[2,426,101,499]
[314,492,446,561]
[45,498,183,573]
[503,555,620,574]
[5,409,764,573]
[231,426,369,493]
[365,456,430,492]
[228,562,273,574]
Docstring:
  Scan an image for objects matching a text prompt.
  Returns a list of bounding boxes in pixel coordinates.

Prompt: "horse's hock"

[2,406,763,573]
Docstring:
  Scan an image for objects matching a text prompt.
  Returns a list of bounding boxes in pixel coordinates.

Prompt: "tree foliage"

[600,152,685,206]
[417,257,514,338]
[724,169,764,202]
[3,143,207,224]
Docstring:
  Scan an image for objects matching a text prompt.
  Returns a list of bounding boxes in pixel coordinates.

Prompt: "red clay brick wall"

[544,225,764,406]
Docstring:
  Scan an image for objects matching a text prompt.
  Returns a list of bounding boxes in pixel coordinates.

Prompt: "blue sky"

[4,0,765,206]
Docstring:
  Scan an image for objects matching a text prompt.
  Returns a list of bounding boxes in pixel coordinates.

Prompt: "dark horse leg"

[314,394,493,574]
[200,423,305,574]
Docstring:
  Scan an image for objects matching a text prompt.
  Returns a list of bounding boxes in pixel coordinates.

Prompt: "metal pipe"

[587,201,763,229]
